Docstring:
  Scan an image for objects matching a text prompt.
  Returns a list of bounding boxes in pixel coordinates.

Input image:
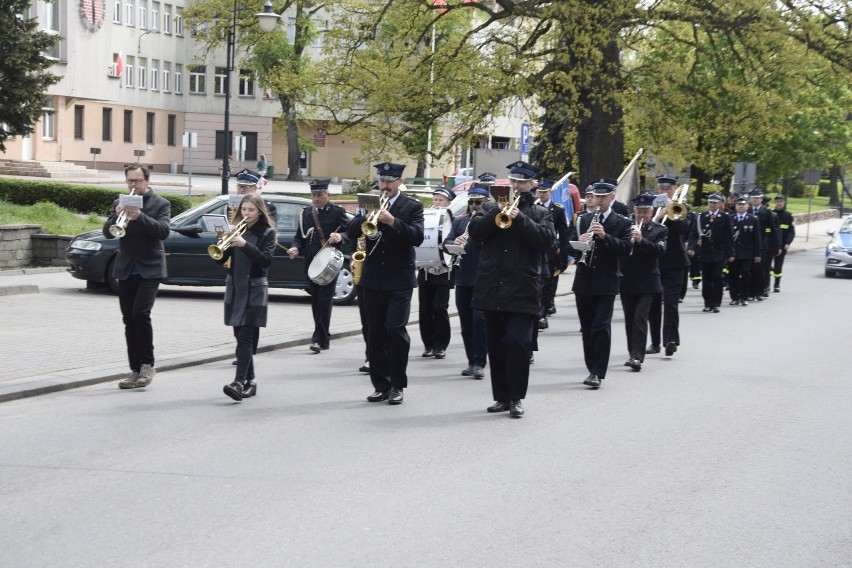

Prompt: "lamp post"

[220,0,281,195]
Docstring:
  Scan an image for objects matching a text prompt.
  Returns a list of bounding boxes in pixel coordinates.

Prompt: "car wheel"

[825,269,837,278]
[333,262,357,306]
[106,257,120,294]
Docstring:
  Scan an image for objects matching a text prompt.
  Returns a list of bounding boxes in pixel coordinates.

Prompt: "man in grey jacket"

[104,164,171,389]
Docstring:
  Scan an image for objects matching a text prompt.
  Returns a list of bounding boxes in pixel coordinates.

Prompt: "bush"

[0,178,191,215]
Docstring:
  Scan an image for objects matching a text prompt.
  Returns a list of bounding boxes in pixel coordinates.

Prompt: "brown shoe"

[118,371,140,389]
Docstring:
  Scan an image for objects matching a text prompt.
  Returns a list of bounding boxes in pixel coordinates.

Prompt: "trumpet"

[489,185,519,229]
[661,184,689,223]
[361,193,390,238]
[496,194,521,229]
[577,206,601,266]
[208,219,248,260]
[109,211,130,238]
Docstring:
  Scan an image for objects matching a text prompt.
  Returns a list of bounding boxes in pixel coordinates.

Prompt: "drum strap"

[311,208,327,246]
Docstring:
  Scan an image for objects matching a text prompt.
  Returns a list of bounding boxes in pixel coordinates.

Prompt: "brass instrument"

[208,219,248,260]
[662,184,689,223]
[629,218,644,256]
[361,193,390,238]
[351,237,366,285]
[490,185,520,229]
[109,189,135,238]
[576,206,601,266]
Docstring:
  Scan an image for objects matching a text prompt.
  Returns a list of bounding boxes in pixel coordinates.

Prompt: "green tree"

[0,0,60,152]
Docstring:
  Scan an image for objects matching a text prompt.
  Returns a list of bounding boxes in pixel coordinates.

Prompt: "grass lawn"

[0,201,104,235]
[783,196,832,215]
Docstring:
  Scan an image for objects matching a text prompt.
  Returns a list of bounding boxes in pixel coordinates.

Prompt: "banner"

[615,148,643,205]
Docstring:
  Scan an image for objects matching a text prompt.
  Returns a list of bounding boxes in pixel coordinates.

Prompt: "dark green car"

[65,195,357,304]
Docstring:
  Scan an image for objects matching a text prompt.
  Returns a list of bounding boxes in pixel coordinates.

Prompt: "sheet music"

[569,240,591,251]
[445,244,465,256]
[202,214,230,233]
[119,194,143,208]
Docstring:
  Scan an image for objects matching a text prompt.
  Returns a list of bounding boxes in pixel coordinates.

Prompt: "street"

[0,249,851,566]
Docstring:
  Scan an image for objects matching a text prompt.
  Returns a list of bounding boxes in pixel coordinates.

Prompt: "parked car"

[65,195,358,304]
[825,215,852,278]
[452,167,474,188]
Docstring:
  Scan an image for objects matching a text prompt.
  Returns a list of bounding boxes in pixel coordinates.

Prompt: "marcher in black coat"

[104,164,171,390]
[566,178,632,388]
[216,193,277,401]
[534,180,570,328]
[771,194,796,292]
[288,179,350,353]
[748,189,782,299]
[469,161,554,418]
[619,193,667,372]
[687,193,734,312]
[728,197,762,306]
[346,162,424,405]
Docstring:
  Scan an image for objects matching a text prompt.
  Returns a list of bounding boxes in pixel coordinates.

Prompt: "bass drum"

[307,247,344,286]
[415,208,452,269]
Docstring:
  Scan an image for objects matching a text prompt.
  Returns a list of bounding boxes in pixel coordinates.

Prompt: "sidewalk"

[0,217,839,403]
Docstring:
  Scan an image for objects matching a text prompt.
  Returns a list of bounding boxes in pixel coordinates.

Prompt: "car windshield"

[170,197,227,228]
[840,218,852,234]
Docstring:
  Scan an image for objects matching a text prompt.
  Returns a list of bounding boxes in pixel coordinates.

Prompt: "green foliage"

[0,178,191,216]
[0,0,61,151]
[0,201,104,235]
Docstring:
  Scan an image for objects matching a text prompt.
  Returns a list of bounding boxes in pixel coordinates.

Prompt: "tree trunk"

[415,159,426,179]
[828,164,841,206]
[279,94,302,182]
[691,163,705,206]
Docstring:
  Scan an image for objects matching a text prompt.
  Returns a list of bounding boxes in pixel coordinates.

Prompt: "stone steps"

[0,160,111,180]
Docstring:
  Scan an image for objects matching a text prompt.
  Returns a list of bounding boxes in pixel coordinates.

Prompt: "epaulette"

[552,202,564,210]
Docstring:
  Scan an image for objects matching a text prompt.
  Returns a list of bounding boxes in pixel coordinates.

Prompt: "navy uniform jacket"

[469,191,554,316]
[539,200,570,271]
[658,216,691,271]
[443,213,482,287]
[104,190,171,279]
[292,202,350,270]
[730,213,762,259]
[568,209,632,296]
[752,205,781,253]
[620,221,668,295]
[688,210,734,262]
[346,193,424,290]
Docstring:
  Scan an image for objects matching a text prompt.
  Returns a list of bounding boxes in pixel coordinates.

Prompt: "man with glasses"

[104,163,171,390]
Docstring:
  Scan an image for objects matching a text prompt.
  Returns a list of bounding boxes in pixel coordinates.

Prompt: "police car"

[825,215,852,278]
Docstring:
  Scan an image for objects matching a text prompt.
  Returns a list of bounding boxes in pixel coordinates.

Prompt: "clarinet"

[576,206,601,266]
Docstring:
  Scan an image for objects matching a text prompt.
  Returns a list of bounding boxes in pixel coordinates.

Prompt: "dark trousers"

[575,293,615,378]
[118,275,161,372]
[483,311,535,402]
[418,282,451,350]
[362,287,412,391]
[701,260,725,308]
[620,293,653,361]
[308,279,335,348]
[751,252,770,296]
[729,258,753,301]
[649,269,683,347]
[772,249,787,288]
[233,325,260,382]
[356,285,371,363]
[455,285,487,368]
[689,255,702,285]
[542,270,558,312]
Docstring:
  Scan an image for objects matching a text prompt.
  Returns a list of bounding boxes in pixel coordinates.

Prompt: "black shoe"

[763,289,771,298]
[388,387,404,405]
[625,358,642,371]
[754,295,763,302]
[422,349,435,358]
[729,300,739,306]
[740,299,749,306]
[546,306,556,316]
[309,342,322,353]
[678,298,684,303]
[359,362,370,373]
[231,359,237,365]
[665,341,678,356]
[583,374,601,388]
[692,281,700,289]
[774,287,780,293]
[646,344,661,354]
[509,400,524,418]
[461,366,475,376]
[366,390,389,402]
[487,401,511,413]
[433,349,446,359]
[223,381,244,401]
[529,354,535,364]
[242,380,257,398]
[538,317,548,330]
[712,307,720,313]
[472,366,485,379]
[702,307,711,312]
[747,296,754,302]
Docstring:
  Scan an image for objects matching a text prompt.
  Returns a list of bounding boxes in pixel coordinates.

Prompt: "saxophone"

[352,236,366,285]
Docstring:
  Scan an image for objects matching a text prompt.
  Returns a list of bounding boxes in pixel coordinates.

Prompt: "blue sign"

[520,123,530,154]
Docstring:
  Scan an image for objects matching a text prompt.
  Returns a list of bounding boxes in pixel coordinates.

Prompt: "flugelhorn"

[208,219,248,260]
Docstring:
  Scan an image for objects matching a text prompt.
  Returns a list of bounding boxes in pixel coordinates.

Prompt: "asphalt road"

[1,249,850,567]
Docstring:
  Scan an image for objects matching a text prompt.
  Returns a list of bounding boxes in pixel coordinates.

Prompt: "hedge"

[0,178,191,216]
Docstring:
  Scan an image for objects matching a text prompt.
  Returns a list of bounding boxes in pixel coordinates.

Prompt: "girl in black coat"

[216,193,276,401]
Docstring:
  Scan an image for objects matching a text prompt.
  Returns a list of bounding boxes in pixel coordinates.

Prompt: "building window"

[151,2,159,30]
[311,20,327,48]
[125,0,134,25]
[151,60,159,90]
[38,0,60,59]
[123,110,133,143]
[162,4,171,33]
[238,69,254,97]
[167,114,176,146]
[74,105,84,139]
[189,65,205,94]
[214,66,227,95]
[138,57,147,89]
[146,112,155,145]
[242,132,258,161]
[162,62,170,92]
[125,55,135,87]
[287,17,296,45]
[174,8,183,35]
[42,98,55,141]
[103,108,112,141]
[114,0,121,23]
[174,64,183,94]
[138,0,147,29]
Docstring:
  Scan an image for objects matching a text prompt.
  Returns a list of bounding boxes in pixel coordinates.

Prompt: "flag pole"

[617,148,644,183]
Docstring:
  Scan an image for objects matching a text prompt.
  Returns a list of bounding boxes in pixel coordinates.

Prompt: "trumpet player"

[648,174,690,358]
[104,164,171,390]
[215,193,277,402]
[468,161,554,418]
[566,178,632,389]
[346,162,424,406]
[620,193,667,372]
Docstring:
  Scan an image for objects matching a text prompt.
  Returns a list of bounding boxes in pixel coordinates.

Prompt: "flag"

[615,148,643,205]
[114,52,124,78]
[552,171,576,224]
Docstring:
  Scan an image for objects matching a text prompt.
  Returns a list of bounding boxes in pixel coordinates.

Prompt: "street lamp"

[220,0,281,194]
